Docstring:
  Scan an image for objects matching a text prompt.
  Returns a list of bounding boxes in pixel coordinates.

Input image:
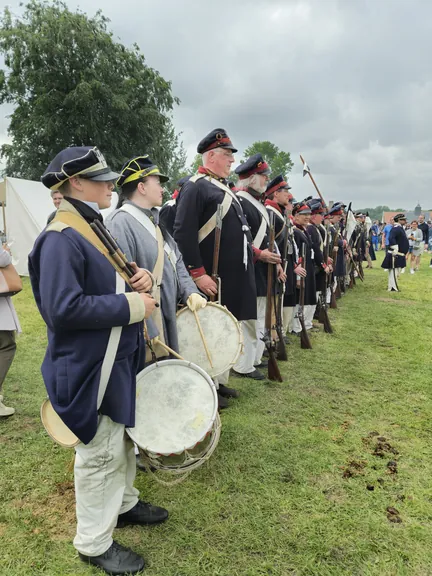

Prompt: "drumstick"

[155,339,185,361]
[193,311,214,368]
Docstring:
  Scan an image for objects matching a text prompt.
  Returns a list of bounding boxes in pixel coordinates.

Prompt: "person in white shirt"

[0,244,21,416]
[406,220,424,274]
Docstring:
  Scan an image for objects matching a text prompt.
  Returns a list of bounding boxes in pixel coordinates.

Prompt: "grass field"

[1,254,432,576]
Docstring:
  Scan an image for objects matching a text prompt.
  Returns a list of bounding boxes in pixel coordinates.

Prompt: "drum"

[40,399,80,448]
[127,359,221,474]
[176,302,243,378]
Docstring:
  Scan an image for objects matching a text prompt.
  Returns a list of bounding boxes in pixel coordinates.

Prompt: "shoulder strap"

[97,272,125,409]
[237,191,270,226]
[198,192,232,243]
[46,212,131,285]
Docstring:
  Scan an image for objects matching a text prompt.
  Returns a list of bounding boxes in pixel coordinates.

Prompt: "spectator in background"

[417,214,429,269]
[371,220,380,251]
[406,221,423,274]
[0,244,21,417]
[382,217,394,250]
[46,190,63,225]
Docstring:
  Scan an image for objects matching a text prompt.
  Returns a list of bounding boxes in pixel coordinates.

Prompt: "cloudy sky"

[1,0,432,209]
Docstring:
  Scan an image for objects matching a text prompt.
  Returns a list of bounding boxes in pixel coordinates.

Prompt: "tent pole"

[1,202,6,236]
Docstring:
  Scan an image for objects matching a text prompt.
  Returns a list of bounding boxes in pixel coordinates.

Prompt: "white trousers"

[292,304,316,333]
[387,268,401,291]
[233,297,267,373]
[73,416,139,557]
[282,307,294,335]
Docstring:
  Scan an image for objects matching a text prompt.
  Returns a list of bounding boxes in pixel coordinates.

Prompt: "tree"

[242,141,294,180]
[0,0,186,180]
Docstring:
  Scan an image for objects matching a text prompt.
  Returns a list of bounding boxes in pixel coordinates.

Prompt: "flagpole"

[300,154,327,209]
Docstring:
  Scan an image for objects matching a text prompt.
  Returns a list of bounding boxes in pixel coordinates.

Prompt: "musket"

[329,229,338,308]
[210,204,223,302]
[275,214,289,362]
[298,243,312,349]
[264,211,283,381]
[318,223,333,334]
[90,220,135,279]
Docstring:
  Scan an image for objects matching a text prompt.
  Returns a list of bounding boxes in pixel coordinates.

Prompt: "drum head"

[127,359,217,456]
[176,303,242,377]
[40,399,80,448]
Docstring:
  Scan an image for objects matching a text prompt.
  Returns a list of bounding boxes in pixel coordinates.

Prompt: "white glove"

[186,293,207,312]
[389,244,399,255]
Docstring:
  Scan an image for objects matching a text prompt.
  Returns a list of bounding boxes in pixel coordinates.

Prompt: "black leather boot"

[79,541,145,575]
[116,500,168,528]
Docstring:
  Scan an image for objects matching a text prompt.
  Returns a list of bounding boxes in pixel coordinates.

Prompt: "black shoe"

[116,500,168,528]
[218,384,240,398]
[232,369,265,381]
[262,349,269,358]
[135,454,156,473]
[218,393,229,410]
[79,541,145,575]
[255,359,268,369]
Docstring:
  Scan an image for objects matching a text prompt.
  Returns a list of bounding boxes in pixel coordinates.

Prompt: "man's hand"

[139,293,158,319]
[195,274,218,297]
[129,263,153,293]
[294,265,307,277]
[323,265,331,274]
[328,257,334,265]
[259,249,281,264]
[277,264,287,283]
[2,243,10,254]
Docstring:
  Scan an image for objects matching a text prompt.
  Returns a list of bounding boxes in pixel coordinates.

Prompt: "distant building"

[382,204,432,223]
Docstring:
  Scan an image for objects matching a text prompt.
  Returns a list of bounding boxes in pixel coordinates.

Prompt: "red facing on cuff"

[190,266,206,280]
[253,247,262,263]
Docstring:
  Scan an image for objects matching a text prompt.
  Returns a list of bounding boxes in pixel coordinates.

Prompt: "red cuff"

[190,267,206,280]
[253,247,262,263]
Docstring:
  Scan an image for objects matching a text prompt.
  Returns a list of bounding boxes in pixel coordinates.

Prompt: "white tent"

[0,177,54,276]
[0,178,120,276]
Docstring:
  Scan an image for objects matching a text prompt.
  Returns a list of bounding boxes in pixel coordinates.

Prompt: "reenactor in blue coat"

[233,154,283,379]
[381,213,409,291]
[159,175,191,236]
[307,198,331,323]
[29,146,167,575]
[264,175,297,339]
[174,129,256,396]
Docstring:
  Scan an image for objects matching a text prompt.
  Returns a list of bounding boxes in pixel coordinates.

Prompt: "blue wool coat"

[29,212,145,444]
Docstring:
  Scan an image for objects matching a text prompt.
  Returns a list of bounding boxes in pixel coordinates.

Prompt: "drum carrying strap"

[190,174,235,243]
[118,204,169,360]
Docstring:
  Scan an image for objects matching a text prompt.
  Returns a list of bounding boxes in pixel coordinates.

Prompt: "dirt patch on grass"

[342,459,368,479]
[12,480,75,541]
[374,298,417,305]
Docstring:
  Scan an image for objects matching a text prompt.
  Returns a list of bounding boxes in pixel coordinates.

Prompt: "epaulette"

[189,173,207,184]
[46,221,69,233]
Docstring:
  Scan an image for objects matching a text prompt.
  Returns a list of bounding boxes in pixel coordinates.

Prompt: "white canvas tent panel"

[4,177,53,276]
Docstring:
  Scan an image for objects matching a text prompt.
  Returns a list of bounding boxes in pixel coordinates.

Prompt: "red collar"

[198,166,227,183]
[264,199,284,214]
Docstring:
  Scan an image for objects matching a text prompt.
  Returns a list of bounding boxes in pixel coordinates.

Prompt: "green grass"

[1,253,432,575]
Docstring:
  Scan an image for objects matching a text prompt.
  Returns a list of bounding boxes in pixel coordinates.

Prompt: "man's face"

[274,188,291,207]
[331,214,342,224]
[295,213,310,227]
[210,148,235,178]
[52,192,63,209]
[419,215,425,223]
[390,218,394,224]
[311,213,323,225]
[411,221,418,229]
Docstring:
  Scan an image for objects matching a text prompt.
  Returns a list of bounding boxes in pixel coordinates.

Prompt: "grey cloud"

[1,0,432,208]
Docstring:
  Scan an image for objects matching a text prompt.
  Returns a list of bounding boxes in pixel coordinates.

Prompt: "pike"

[210,204,223,302]
[263,211,283,381]
[298,243,312,349]
[300,154,327,209]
